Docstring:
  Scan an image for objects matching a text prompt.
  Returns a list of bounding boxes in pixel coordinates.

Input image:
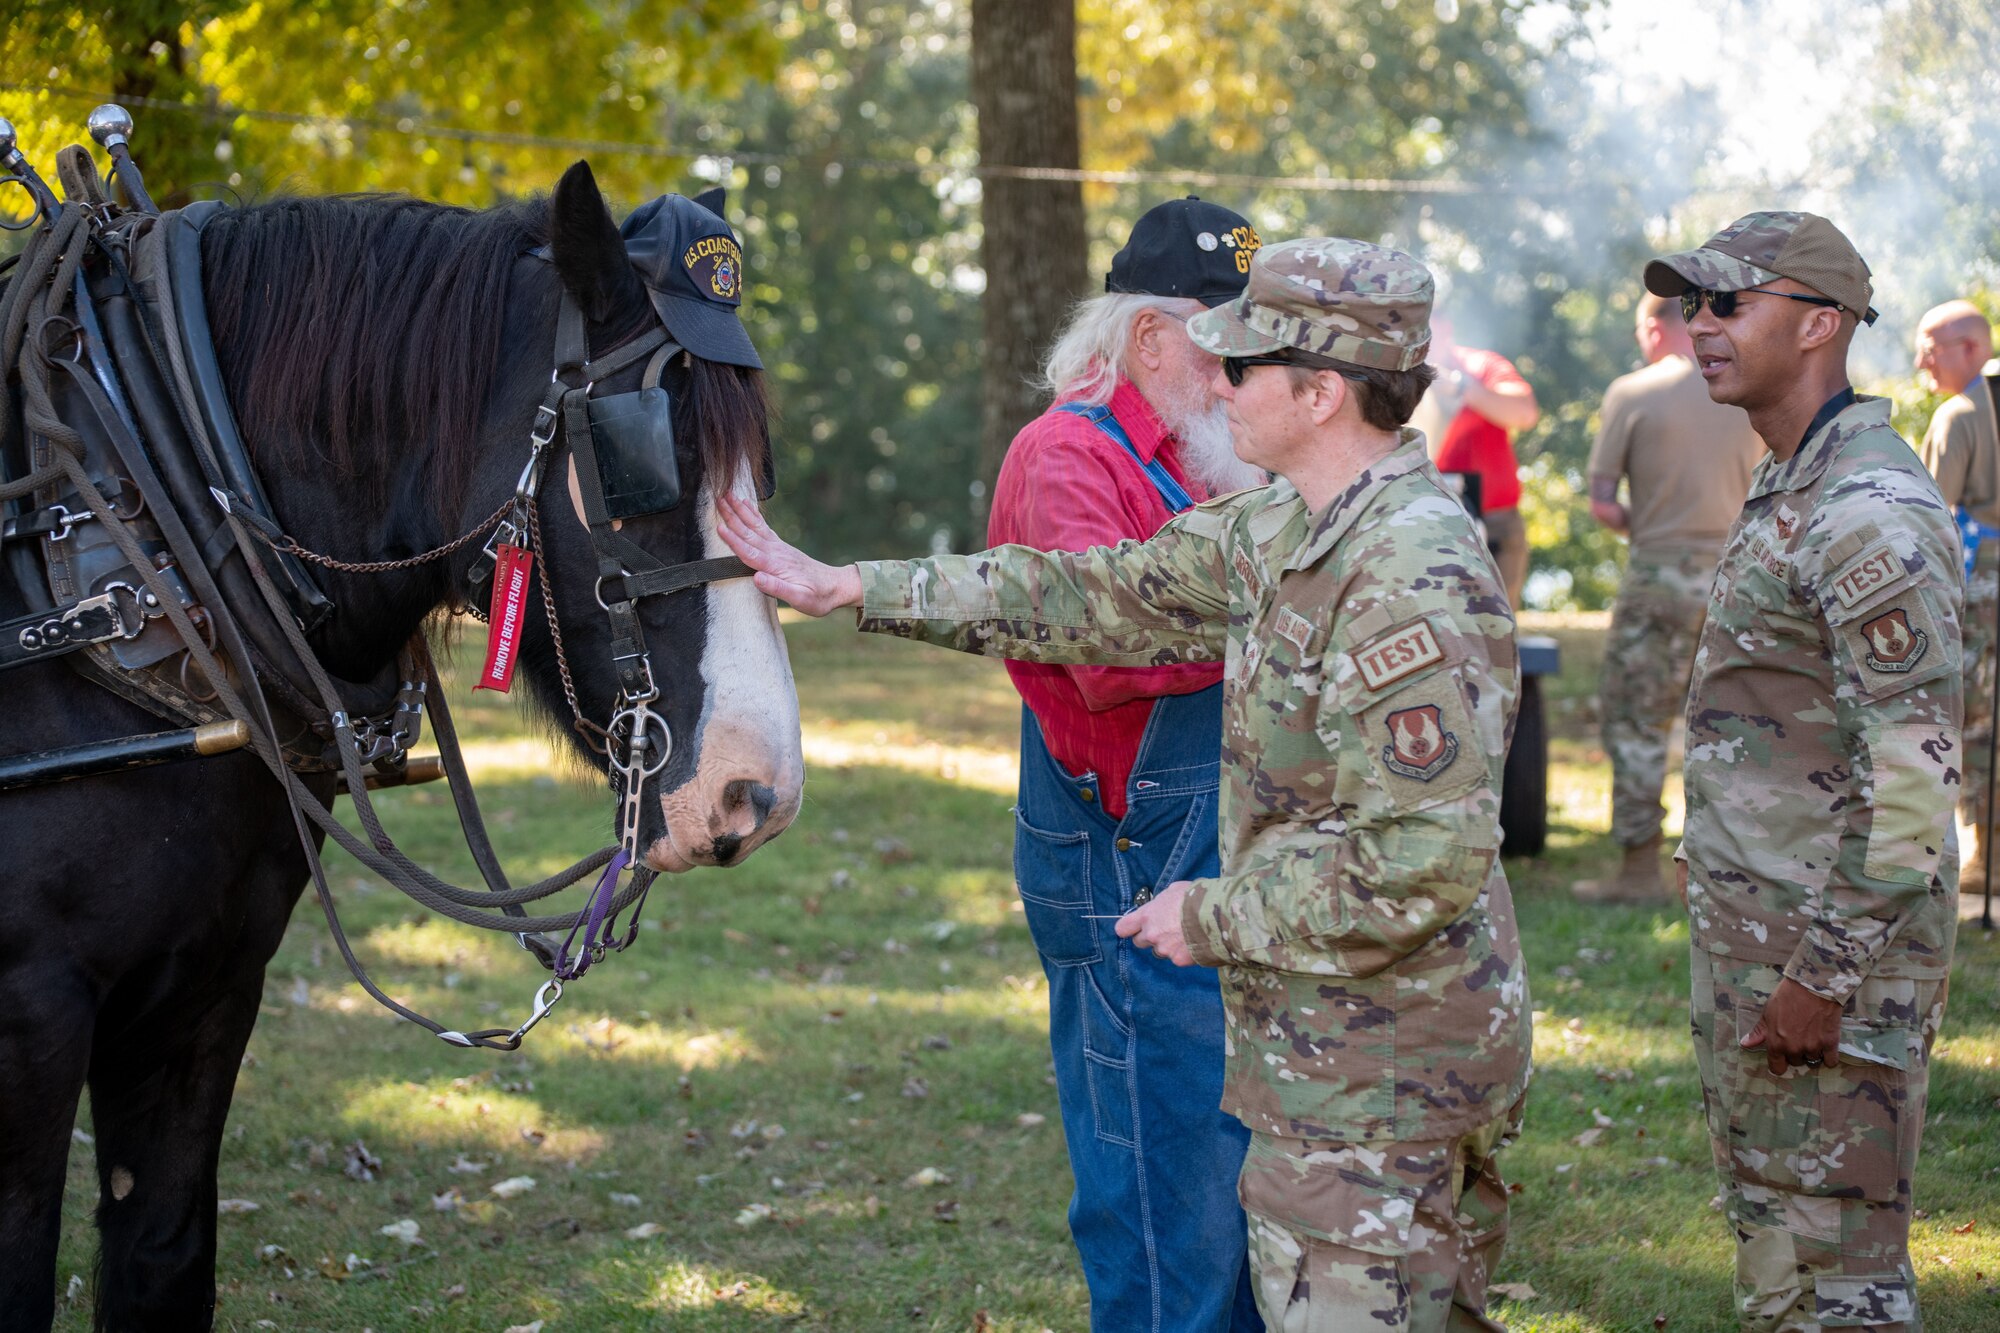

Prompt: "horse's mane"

[200,193,771,521]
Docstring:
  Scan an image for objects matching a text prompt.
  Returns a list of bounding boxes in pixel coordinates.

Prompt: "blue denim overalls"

[1012,405,1261,1333]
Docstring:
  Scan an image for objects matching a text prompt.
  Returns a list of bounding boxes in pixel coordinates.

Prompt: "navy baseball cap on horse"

[1106,196,1262,307]
[621,190,763,369]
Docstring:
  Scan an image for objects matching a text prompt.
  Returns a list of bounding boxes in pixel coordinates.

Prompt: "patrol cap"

[1186,237,1434,371]
[1643,210,1879,326]
[1106,196,1262,307]
[620,189,763,369]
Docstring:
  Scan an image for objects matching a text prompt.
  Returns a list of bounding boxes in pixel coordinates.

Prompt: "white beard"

[1158,373,1268,496]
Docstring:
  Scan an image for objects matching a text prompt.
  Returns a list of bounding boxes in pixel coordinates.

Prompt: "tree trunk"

[968,0,1088,517]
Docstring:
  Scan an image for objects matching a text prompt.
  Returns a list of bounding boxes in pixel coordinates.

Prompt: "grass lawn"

[52,613,2000,1331]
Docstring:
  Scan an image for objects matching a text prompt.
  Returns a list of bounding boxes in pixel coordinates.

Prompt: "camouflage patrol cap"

[1643,211,1879,326]
[1187,237,1433,371]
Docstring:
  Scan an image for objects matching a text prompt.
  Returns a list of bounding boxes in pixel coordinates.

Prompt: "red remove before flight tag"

[476,543,534,693]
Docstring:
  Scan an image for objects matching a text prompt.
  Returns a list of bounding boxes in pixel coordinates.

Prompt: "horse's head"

[519,163,803,870]
[201,170,802,871]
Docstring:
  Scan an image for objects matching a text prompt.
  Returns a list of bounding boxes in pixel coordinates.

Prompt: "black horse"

[0,163,803,1329]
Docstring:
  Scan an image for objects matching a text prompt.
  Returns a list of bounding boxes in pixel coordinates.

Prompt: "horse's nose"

[710,779,778,864]
[722,778,777,829]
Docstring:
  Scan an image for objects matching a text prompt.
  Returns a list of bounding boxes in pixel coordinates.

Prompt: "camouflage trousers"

[1958,542,1998,835]
[1689,948,1947,1330]
[1601,548,1716,848]
[1238,1098,1524,1333]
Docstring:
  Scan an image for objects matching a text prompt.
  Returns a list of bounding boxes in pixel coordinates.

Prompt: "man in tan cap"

[1646,211,1961,1332]
[1913,301,2000,890]
[1574,291,1762,902]
[715,237,1532,1332]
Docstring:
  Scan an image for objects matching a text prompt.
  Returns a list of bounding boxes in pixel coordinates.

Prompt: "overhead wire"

[3,82,1494,195]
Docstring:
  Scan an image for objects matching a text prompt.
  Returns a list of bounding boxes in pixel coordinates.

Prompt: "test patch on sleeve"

[1829,543,1905,609]
[1352,617,1445,693]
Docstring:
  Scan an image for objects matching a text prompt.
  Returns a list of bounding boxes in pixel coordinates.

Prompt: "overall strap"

[1056,401,1198,514]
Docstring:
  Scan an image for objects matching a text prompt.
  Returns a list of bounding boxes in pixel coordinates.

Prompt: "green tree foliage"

[2,1,780,212]
[710,1,987,560]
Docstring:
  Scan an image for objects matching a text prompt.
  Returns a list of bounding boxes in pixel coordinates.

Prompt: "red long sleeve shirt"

[1432,347,1531,511]
[985,378,1225,818]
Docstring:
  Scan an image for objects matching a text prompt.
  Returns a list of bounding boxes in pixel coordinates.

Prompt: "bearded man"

[972,196,1268,1332]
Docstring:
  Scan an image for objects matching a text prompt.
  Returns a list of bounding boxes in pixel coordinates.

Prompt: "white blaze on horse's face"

[647,460,803,871]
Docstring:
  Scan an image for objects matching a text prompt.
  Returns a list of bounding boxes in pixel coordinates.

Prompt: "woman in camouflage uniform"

[719,238,1532,1332]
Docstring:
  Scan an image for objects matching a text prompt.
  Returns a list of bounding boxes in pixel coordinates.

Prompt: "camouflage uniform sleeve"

[1788,464,1964,1000]
[1180,505,1516,977]
[852,494,1239,667]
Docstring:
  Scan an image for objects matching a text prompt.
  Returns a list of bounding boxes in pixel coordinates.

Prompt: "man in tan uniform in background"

[1914,300,2000,887]
[1574,292,1762,901]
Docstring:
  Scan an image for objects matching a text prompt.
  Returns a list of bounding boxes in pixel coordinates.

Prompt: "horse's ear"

[692,186,726,218]
[549,160,648,324]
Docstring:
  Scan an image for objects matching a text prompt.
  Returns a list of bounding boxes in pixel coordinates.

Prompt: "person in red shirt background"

[985,197,1267,1333]
[1423,317,1542,606]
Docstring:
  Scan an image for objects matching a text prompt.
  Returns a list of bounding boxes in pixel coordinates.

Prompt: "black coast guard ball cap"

[620,189,763,369]
[1106,196,1263,307]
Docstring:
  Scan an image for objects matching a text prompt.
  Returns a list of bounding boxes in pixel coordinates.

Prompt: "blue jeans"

[1013,685,1262,1333]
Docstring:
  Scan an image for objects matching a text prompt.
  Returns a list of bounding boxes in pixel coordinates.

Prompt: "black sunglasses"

[1680,286,1845,322]
[1220,350,1353,387]
[1220,354,1297,386]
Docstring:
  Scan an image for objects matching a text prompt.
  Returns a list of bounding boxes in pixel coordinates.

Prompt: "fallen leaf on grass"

[217,1199,261,1214]
[1017,1113,1046,1128]
[904,1166,951,1188]
[378,1219,422,1246]
[63,1275,83,1306]
[342,1141,383,1183]
[519,1126,547,1147]
[972,1310,992,1331]
[503,1323,544,1333]
[446,1155,485,1175]
[902,1077,930,1100]
[490,1176,537,1199]
[932,1199,960,1223]
[610,1192,643,1207]
[735,1202,774,1227]
[431,1188,463,1213]
[1954,1220,1978,1234]
[1573,1128,1606,1149]
[1653,1316,1669,1330]
[626,1221,666,1239]
[1489,1283,1538,1301]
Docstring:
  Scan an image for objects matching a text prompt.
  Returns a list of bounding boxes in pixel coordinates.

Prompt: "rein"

[0,144,755,1049]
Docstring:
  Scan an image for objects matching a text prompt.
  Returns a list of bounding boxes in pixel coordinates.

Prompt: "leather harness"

[1,143,759,1048]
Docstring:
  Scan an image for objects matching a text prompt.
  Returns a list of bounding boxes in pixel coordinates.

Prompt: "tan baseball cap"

[1187,237,1433,371]
[1643,210,1879,325]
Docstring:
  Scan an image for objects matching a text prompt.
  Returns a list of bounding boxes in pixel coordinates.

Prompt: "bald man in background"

[1575,292,1762,901]
[1915,299,2000,885]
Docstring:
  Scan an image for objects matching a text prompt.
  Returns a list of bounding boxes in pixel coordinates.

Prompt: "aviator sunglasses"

[1681,286,1868,323]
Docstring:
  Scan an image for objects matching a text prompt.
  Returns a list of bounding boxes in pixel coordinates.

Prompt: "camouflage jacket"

[1682,395,1962,1000]
[857,433,1532,1142]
